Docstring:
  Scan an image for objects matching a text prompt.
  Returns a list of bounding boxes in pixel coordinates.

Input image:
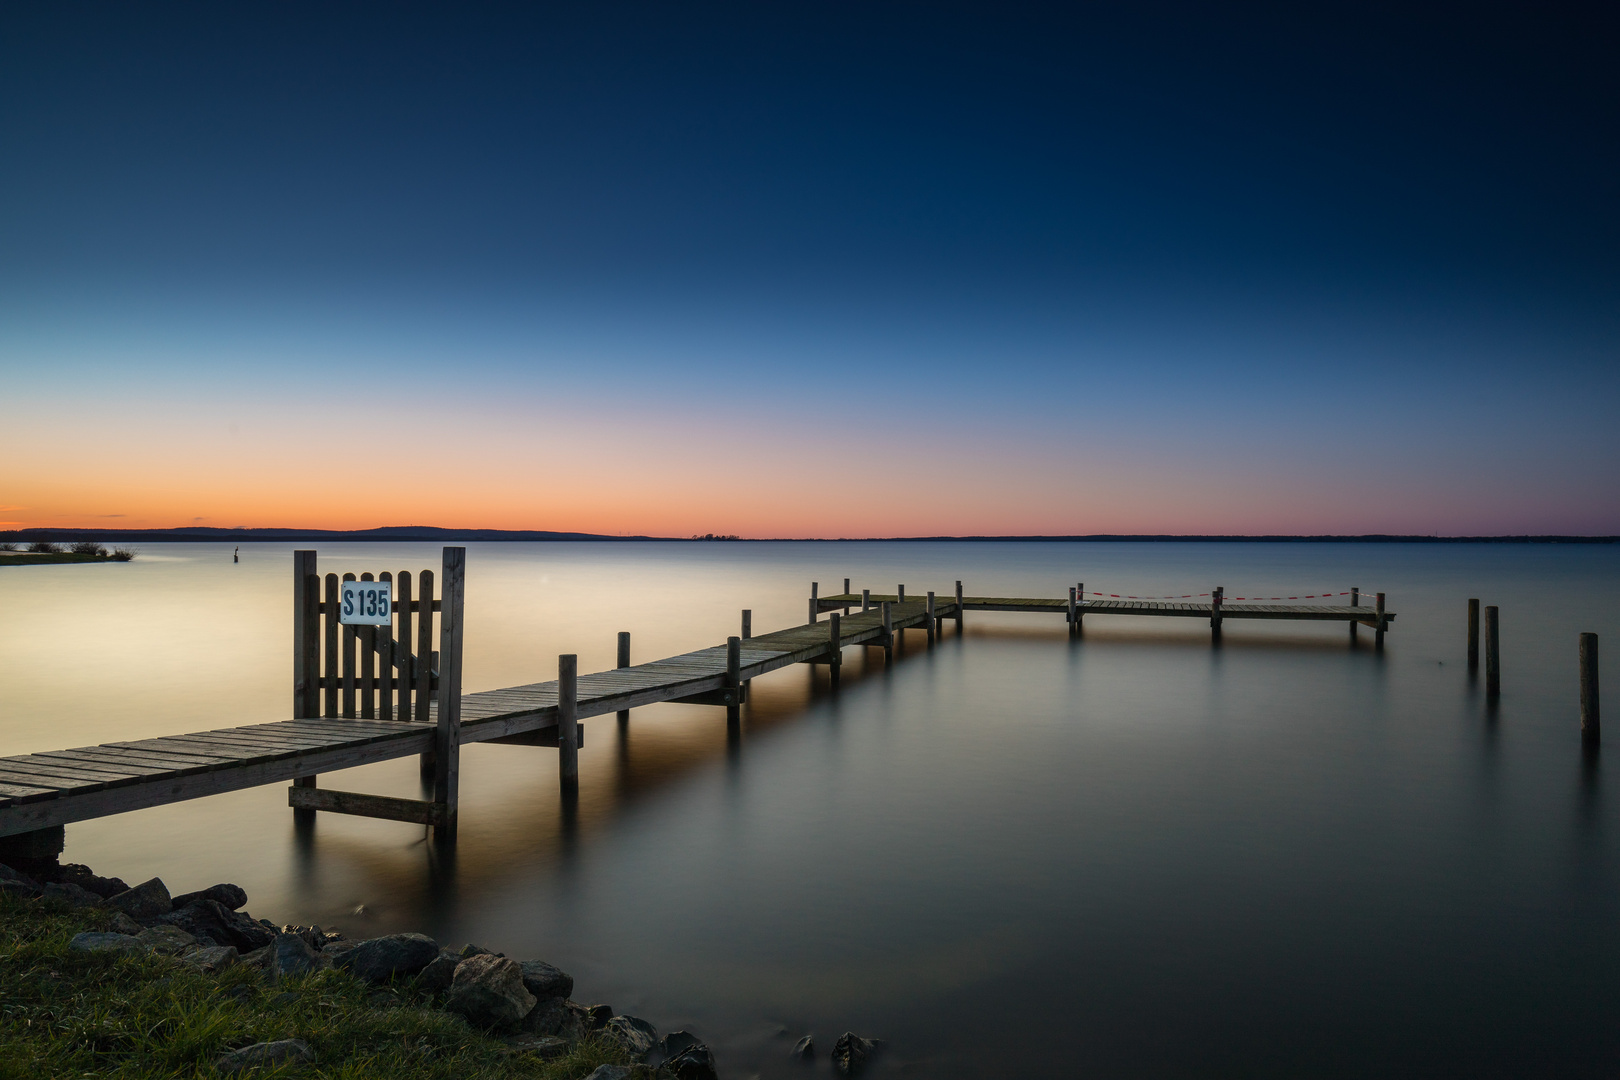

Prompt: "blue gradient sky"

[2,3,1616,536]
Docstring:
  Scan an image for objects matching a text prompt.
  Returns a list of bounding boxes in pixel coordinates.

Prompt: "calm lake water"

[3,541,1618,1077]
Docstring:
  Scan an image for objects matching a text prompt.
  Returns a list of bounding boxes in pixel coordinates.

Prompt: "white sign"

[340,580,392,625]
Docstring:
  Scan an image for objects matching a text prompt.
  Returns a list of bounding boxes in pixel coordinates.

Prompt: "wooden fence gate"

[289,547,465,842]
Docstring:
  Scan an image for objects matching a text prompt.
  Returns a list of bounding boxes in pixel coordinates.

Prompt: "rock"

[69,931,139,953]
[158,900,275,952]
[271,933,320,979]
[105,877,170,922]
[520,996,587,1042]
[215,1038,316,1074]
[278,924,328,951]
[517,958,573,999]
[417,949,461,994]
[790,1035,814,1060]
[503,1033,570,1059]
[460,943,494,959]
[338,933,440,984]
[831,1032,879,1076]
[134,925,198,954]
[42,881,103,907]
[444,953,536,1029]
[107,912,143,936]
[584,1003,614,1030]
[603,1015,659,1058]
[659,1031,702,1058]
[179,945,239,974]
[583,1067,634,1080]
[0,863,43,897]
[52,863,127,898]
[238,944,272,970]
[660,1043,718,1080]
[169,883,247,910]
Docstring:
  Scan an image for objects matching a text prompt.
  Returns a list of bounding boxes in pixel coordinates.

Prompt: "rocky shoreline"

[0,856,880,1078]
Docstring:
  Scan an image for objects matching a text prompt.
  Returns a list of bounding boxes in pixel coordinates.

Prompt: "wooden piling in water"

[955,581,964,632]
[616,632,631,726]
[809,582,818,624]
[828,613,842,684]
[1375,593,1386,651]
[1581,633,1600,745]
[726,636,742,725]
[881,602,894,665]
[897,584,905,603]
[292,551,319,792]
[558,653,578,790]
[1211,586,1224,643]
[1068,587,1077,637]
[1485,605,1500,697]
[843,578,851,614]
[1467,599,1479,669]
[1350,587,1359,642]
[862,589,870,613]
[433,548,465,841]
[926,592,936,643]
[1075,583,1083,632]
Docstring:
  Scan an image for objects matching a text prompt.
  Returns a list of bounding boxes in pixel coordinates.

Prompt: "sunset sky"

[3,4,1616,537]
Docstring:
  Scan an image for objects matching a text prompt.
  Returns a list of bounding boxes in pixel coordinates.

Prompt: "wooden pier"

[0,551,1394,844]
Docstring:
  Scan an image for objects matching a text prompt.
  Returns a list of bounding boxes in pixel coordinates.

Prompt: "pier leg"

[1375,592,1386,652]
[809,582,818,624]
[726,636,742,729]
[1485,605,1501,697]
[1581,633,1600,746]
[1350,587,1359,643]
[955,581,964,634]
[433,547,466,842]
[559,653,579,792]
[898,584,905,604]
[0,826,64,868]
[1076,583,1083,634]
[926,592,935,644]
[843,578,851,615]
[862,589,870,614]
[1211,586,1224,644]
[292,551,321,791]
[616,631,631,729]
[1467,599,1479,670]
[881,602,894,666]
[1068,587,1077,637]
[828,614,842,685]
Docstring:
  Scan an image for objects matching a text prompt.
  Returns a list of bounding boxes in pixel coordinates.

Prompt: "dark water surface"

[4,542,1618,1077]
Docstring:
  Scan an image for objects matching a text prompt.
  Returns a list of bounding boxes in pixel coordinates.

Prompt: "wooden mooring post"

[1375,592,1386,651]
[1350,587,1359,643]
[1211,586,1224,643]
[881,602,894,665]
[1075,583,1083,632]
[616,632,631,727]
[1067,587,1077,637]
[726,636,742,726]
[828,613,842,684]
[558,653,579,792]
[433,547,466,841]
[1467,599,1480,670]
[809,582,818,624]
[861,589,871,613]
[1485,606,1501,697]
[926,592,936,644]
[955,581,964,633]
[1581,633,1600,745]
[843,578,851,614]
[292,551,319,794]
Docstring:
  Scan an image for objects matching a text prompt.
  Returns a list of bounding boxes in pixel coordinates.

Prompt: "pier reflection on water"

[3,541,1618,1078]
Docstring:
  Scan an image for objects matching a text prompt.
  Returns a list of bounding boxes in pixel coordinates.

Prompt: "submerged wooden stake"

[1467,598,1479,669]
[809,582,819,624]
[617,631,631,726]
[726,636,742,725]
[433,547,466,842]
[955,581,964,632]
[862,589,871,613]
[1581,633,1599,745]
[1375,592,1386,651]
[1211,586,1224,643]
[926,592,936,644]
[558,653,579,790]
[1350,587,1359,643]
[829,613,842,684]
[881,602,893,665]
[1485,605,1501,697]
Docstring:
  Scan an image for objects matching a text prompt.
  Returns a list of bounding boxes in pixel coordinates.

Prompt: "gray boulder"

[660,1043,718,1080]
[659,1031,701,1059]
[520,996,587,1042]
[105,877,170,921]
[790,1034,814,1060]
[170,883,247,911]
[0,863,42,897]
[460,943,495,958]
[338,932,440,983]
[518,958,573,999]
[134,925,198,954]
[42,881,103,907]
[159,899,275,952]
[416,949,461,994]
[831,1032,879,1076]
[180,945,239,974]
[107,911,143,935]
[69,931,139,953]
[53,863,127,898]
[603,1015,658,1058]
[444,953,536,1029]
[216,1039,316,1074]
[504,1033,570,1059]
[583,1067,634,1080]
[583,1003,613,1030]
[271,933,320,979]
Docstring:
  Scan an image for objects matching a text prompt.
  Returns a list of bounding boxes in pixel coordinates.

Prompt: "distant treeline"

[1,527,1615,545]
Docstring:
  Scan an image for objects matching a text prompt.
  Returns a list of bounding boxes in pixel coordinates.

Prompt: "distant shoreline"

[1,527,1617,545]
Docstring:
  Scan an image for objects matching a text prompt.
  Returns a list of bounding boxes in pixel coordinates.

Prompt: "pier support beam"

[726,636,742,728]
[898,584,905,604]
[1067,587,1077,637]
[616,632,631,728]
[1581,633,1600,746]
[881,602,894,665]
[862,589,870,613]
[1075,583,1084,633]
[809,582,818,624]
[558,653,579,793]
[1485,606,1501,698]
[1211,586,1224,644]
[1350,587,1359,643]
[828,613,842,685]
[1375,592,1386,652]
[955,581,964,633]
[926,592,936,644]
[843,578,851,615]
[1467,599,1479,669]
[433,547,465,842]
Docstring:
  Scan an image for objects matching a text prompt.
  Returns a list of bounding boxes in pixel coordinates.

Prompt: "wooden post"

[1375,592,1386,651]
[292,551,319,793]
[843,578,851,615]
[926,592,936,644]
[809,581,819,624]
[741,610,751,639]
[862,589,870,613]
[1467,599,1479,670]
[617,631,631,727]
[1067,587,1077,637]
[323,574,339,717]
[828,613,842,684]
[1581,633,1600,745]
[898,584,905,603]
[1211,586,1224,643]
[1350,587,1359,642]
[1485,605,1500,697]
[397,570,414,721]
[377,572,394,722]
[955,580,964,632]
[341,573,357,718]
[726,636,741,725]
[881,601,893,665]
[359,573,376,719]
[558,653,579,790]
[415,569,435,723]
[1075,582,1083,632]
[433,548,465,841]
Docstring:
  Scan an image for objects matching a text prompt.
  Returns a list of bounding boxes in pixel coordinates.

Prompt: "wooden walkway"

[0,560,1395,842]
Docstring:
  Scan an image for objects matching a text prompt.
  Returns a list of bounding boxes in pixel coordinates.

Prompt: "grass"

[0,548,135,566]
[0,894,638,1079]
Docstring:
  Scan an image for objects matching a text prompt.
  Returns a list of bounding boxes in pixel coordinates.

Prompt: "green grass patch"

[0,895,635,1079]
